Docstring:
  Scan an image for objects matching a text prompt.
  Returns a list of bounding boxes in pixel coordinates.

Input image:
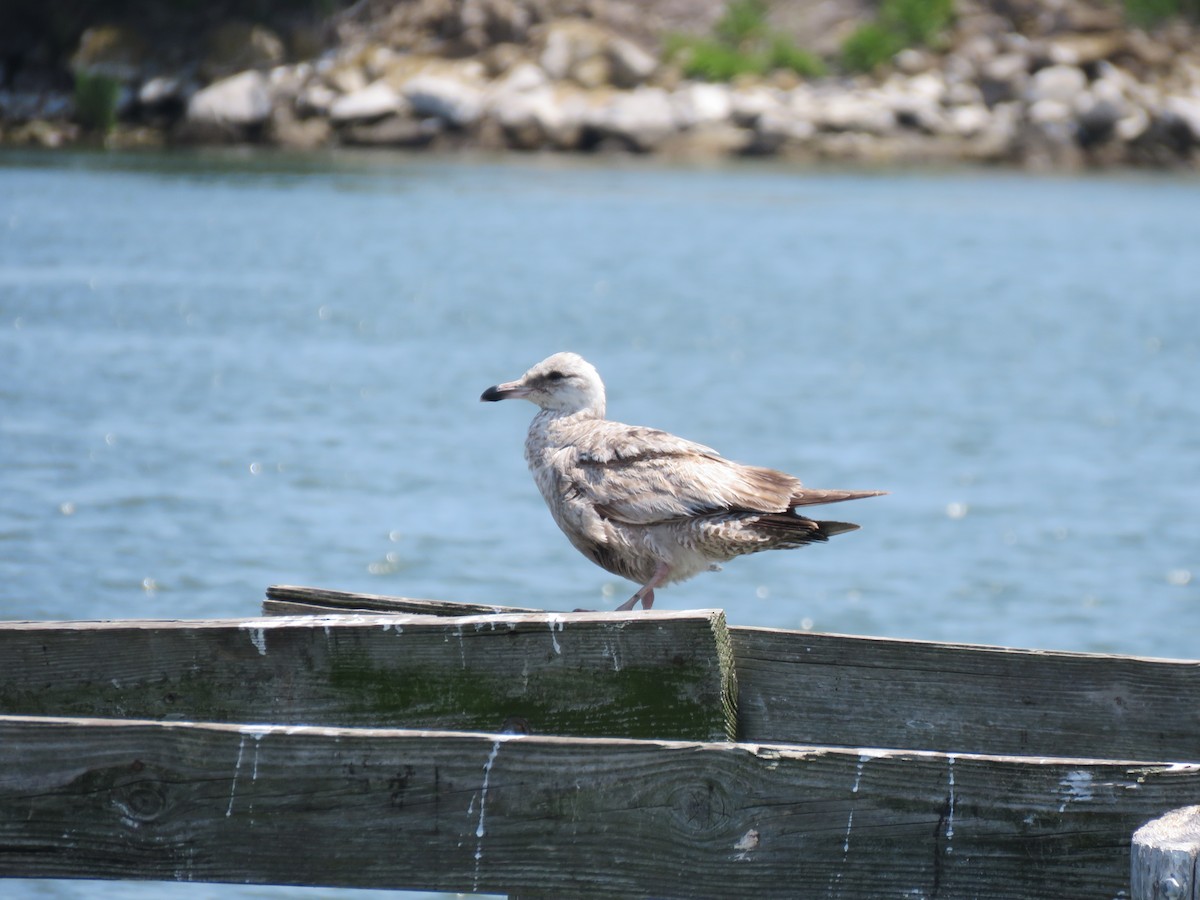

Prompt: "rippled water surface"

[2,148,1199,899]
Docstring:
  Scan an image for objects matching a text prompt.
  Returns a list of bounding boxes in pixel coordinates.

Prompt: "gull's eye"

[546,371,566,382]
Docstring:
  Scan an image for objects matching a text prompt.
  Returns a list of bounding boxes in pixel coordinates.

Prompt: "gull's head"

[480,352,606,416]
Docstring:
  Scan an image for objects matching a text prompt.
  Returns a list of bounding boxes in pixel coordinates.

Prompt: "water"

[2,148,1199,898]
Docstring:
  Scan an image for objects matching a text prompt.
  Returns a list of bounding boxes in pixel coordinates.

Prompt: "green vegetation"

[841,0,956,73]
[1122,0,1199,26]
[666,0,826,82]
[841,22,903,75]
[883,0,957,45]
[73,70,121,132]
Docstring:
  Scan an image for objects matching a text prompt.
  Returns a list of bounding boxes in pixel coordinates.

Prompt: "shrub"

[882,0,955,45]
[1123,0,1198,26]
[841,0,955,73]
[667,0,826,82]
[841,23,902,74]
[73,71,121,132]
[766,36,827,79]
[714,0,770,47]
[673,38,761,81]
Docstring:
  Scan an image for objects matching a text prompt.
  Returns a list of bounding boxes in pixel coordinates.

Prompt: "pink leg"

[615,562,670,612]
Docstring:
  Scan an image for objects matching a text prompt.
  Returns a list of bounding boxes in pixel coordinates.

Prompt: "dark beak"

[480,379,530,402]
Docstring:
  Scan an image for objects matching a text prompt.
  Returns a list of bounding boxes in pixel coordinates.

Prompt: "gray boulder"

[187,71,272,126]
[330,81,408,122]
[588,87,676,151]
[1026,65,1088,105]
[402,73,485,127]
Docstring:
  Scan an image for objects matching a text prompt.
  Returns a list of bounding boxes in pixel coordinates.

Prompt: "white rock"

[984,53,1029,83]
[989,101,1023,133]
[814,93,896,134]
[730,86,782,124]
[139,76,181,106]
[671,83,733,128]
[268,63,311,98]
[945,81,985,107]
[1092,61,1138,97]
[1073,76,1134,124]
[495,62,548,95]
[880,74,948,132]
[490,85,582,147]
[948,104,991,137]
[905,72,947,103]
[894,48,934,75]
[892,96,947,133]
[540,25,579,81]
[541,21,608,86]
[589,87,675,149]
[957,35,998,67]
[1027,64,1087,105]
[364,46,400,80]
[402,74,485,127]
[187,71,272,126]
[327,66,368,95]
[608,36,658,88]
[1028,98,1073,125]
[757,106,816,142]
[298,82,338,115]
[329,81,406,122]
[491,84,555,128]
[1115,106,1150,141]
[1164,95,1200,141]
[942,53,977,85]
[787,85,819,120]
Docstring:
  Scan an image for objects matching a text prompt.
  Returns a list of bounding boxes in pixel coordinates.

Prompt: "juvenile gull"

[481,352,885,611]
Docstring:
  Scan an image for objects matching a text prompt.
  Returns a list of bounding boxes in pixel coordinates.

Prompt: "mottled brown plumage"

[481,352,884,610]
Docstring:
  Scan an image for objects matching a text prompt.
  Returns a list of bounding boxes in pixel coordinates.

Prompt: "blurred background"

[2,1,1199,898]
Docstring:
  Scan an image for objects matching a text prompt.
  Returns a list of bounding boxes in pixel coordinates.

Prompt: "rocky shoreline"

[4,0,1200,169]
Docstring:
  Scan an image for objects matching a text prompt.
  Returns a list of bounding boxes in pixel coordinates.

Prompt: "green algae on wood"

[0,610,737,741]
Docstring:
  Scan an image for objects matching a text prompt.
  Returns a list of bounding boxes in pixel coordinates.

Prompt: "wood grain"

[2,715,1198,898]
[0,610,737,741]
[260,587,1200,762]
[732,626,1200,760]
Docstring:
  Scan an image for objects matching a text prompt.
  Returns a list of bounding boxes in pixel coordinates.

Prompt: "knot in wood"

[111,779,169,824]
[668,778,732,835]
[1157,875,1185,900]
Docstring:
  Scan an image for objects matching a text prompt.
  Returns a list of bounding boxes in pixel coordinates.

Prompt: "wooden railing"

[1,584,1197,898]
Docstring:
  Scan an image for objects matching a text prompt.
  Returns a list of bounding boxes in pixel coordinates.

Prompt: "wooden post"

[1132,806,1200,900]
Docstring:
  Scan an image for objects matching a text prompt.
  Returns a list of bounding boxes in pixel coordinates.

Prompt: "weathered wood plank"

[1131,806,1200,900]
[0,611,737,741]
[265,584,537,617]
[265,588,1200,762]
[731,626,1200,760]
[2,714,1199,898]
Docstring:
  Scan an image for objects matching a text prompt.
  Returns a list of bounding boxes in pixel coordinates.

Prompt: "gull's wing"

[566,422,799,525]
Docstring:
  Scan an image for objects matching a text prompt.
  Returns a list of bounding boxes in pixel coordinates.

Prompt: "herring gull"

[481,352,884,611]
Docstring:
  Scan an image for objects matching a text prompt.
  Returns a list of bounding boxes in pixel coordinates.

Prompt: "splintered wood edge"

[265,584,541,616]
[709,609,738,742]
